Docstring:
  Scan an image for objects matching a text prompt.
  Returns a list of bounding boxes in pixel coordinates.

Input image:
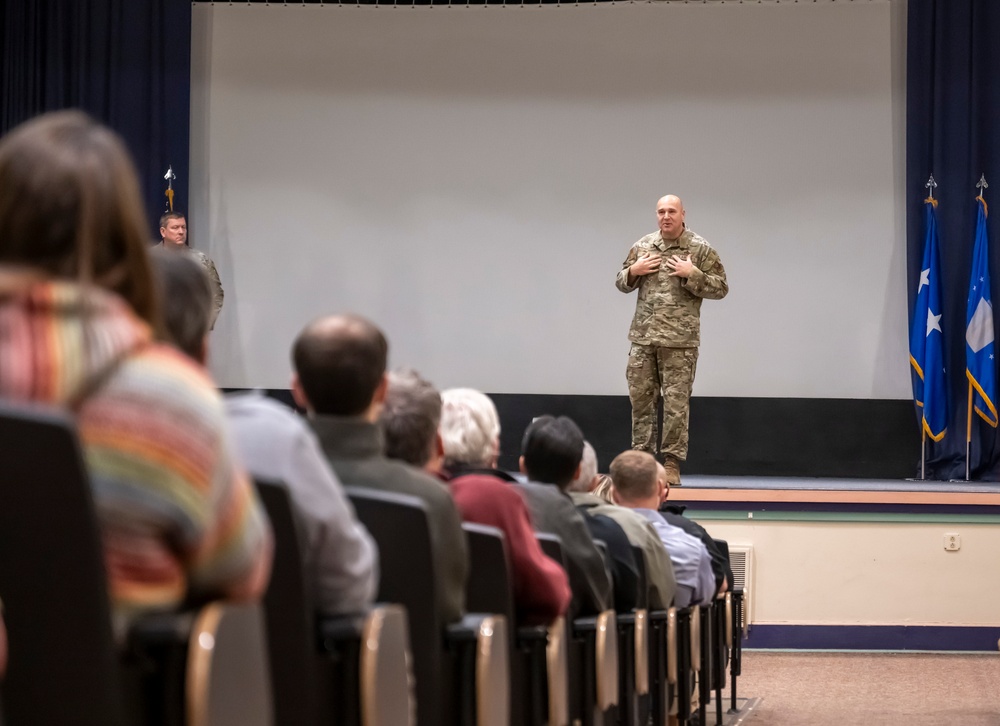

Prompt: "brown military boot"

[662,455,682,486]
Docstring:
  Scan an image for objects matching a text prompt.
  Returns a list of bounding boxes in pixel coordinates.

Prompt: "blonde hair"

[592,474,615,504]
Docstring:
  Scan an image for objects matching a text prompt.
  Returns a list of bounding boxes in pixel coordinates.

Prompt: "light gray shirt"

[225,391,378,615]
[633,508,715,606]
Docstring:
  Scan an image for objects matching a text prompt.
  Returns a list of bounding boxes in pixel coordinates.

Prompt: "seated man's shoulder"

[601,504,658,533]
[110,343,224,424]
[225,391,302,430]
[376,458,453,505]
[187,247,214,264]
[517,480,565,505]
[452,473,520,504]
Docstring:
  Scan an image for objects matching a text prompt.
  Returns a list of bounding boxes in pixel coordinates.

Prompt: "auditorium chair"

[592,541,648,726]
[346,486,509,726]
[255,480,413,726]
[729,589,746,713]
[0,401,270,726]
[125,601,272,726]
[462,523,569,726]
[697,602,713,726]
[536,534,619,726]
[618,546,666,726]
[709,539,734,726]
[672,605,700,726]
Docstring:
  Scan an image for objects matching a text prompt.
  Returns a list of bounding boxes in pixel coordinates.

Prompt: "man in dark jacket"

[292,314,469,623]
[519,415,640,614]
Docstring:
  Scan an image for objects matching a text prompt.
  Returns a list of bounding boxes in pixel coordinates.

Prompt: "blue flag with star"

[909,198,948,441]
[966,196,997,427]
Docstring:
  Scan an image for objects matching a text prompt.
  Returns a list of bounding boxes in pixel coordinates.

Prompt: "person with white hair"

[439,387,503,474]
[382,380,570,625]
[439,390,611,616]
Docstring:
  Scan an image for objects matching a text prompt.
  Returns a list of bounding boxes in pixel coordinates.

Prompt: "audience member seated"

[227,391,380,615]
[0,111,271,626]
[659,476,731,596]
[610,451,716,608]
[381,371,571,625]
[437,387,509,481]
[568,443,677,610]
[291,314,468,623]
[148,246,213,362]
[151,237,380,616]
[503,412,613,616]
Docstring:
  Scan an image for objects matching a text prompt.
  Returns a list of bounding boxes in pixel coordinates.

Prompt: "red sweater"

[450,474,571,625]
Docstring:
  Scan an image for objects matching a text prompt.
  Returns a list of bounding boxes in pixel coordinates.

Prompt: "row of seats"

[261,477,747,726]
[0,402,746,726]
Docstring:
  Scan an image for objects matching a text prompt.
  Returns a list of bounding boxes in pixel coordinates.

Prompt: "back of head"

[381,368,441,467]
[521,415,584,489]
[609,450,659,504]
[292,314,388,415]
[148,247,212,361]
[567,440,598,493]
[0,110,159,326]
[439,388,500,469]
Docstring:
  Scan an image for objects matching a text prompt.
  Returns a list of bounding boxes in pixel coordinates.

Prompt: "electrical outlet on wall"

[943,533,961,551]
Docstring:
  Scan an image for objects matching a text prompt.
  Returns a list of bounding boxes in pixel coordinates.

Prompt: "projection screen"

[190,0,907,398]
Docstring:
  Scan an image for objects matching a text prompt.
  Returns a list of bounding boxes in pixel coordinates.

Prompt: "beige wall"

[699,517,1000,627]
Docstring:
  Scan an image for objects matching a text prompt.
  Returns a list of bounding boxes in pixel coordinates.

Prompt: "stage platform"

[668,477,1000,652]
[667,476,1000,516]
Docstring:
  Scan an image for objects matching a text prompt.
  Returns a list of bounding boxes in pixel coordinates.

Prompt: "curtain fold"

[907,0,1000,479]
[1,0,191,236]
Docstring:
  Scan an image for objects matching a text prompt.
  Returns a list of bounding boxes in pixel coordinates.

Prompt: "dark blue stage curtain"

[908,0,1000,480]
[1,0,191,236]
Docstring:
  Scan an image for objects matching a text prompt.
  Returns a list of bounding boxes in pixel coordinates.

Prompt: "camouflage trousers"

[626,344,699,461]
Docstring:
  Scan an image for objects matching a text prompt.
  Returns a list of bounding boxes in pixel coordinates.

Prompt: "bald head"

[292,314,388,415]
[656,194,686,240]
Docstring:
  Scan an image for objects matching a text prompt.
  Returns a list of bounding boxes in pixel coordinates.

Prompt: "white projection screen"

[190,0,908,398]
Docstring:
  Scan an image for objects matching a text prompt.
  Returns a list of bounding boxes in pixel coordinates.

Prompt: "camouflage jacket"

[154,242,225,329]
[189,249,225,330]
[615,228,728,348]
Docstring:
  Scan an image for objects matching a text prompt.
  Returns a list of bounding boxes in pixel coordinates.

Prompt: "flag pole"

[923,174,935,486]
[966,381,973,481]
[921,429,926,481]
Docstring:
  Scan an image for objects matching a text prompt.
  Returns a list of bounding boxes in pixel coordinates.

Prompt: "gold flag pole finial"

[164,166,176,212]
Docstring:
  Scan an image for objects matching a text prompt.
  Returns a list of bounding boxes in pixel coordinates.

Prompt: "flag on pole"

[909,198,949,441]
[966,195,997,427]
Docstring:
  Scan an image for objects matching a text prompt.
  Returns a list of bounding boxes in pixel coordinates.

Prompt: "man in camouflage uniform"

[616,195,728,484]
[159,212,225,329]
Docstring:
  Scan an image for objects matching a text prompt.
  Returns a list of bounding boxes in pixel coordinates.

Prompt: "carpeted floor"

[730,651,1000,725]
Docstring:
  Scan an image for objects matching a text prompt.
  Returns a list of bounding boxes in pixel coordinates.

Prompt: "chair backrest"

[592,539,615,595]
[346,486,443,726]
[630,546,650,611]
[255,480,320,725]
[537,532,566,571]
[462,523,516,626]
[537,533,620,715]
[0,402,129,726]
